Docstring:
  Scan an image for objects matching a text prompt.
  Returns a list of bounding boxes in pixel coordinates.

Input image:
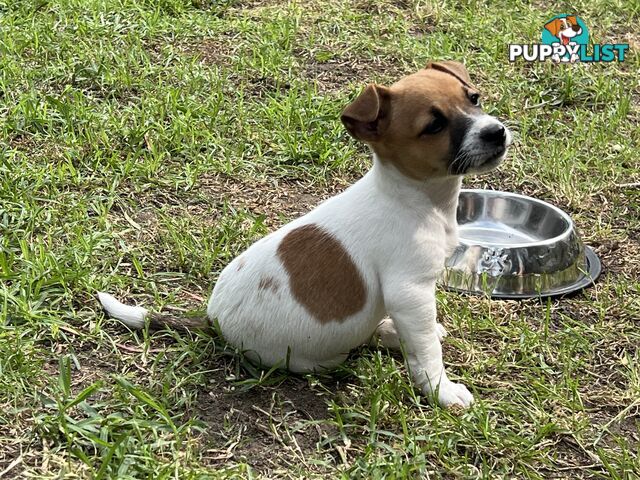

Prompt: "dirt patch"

[197,174,347,228]
[245,75,292,98]
[225,0,286,10]
[7,133,38,151]
[352,0,438,29]
[104,173,351,292]
[299,53,410,93]
[80,329,342,475]
[183,37,238,67]
[112,172,340,228]
[195,368,341,474]
[151,36,240,69]
[17,331,343,476]
[577,408,640,467]
[112,172,333,233]
[6,134,67,162]
[594,236,640,279]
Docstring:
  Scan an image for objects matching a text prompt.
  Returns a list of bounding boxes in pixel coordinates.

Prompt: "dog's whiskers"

[450,150,477,175]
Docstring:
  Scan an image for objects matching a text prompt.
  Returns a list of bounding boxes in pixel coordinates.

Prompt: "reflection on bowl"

[441,190,601,299]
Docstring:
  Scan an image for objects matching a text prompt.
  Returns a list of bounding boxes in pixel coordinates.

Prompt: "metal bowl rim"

[458,189,575,248]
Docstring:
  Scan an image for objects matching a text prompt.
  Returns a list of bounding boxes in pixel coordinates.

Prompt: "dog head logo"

[544,16,586,45]
[542,14,589,61]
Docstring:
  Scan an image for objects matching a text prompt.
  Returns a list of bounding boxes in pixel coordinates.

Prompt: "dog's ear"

[544,18,562,37]
[566,15,577,26]
[426,61,471,84]
[341,84,391,142]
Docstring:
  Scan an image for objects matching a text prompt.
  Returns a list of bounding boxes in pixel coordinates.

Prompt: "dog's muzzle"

[450,116,512,175]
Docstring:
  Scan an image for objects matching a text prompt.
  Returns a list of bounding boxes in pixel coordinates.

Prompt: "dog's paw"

[433,379,474,408]
[435,323,448,342]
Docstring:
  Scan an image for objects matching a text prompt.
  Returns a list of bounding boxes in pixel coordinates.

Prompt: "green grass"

[1,0,639,477]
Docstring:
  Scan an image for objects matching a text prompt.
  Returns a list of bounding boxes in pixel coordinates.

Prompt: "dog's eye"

[421,114,447,136]
[469,93,481,106]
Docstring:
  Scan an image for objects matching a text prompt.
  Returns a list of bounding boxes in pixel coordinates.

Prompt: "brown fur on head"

[341,61,487,180]
[544,15,579,37]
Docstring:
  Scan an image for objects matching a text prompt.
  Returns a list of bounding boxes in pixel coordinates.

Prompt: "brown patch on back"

[258,276,280,293]
[277,224,366,323]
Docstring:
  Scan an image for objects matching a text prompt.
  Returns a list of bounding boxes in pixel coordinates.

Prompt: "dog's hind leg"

[371,317,447,350]
[370,317,402,349]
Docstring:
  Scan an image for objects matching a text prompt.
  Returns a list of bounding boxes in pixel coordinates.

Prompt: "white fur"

[207,159,479,407]
[97,292,148,329]
[458,114,512,172]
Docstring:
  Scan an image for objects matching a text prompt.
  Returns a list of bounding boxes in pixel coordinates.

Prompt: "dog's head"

[341,61,511,180]
[544,15,582,40]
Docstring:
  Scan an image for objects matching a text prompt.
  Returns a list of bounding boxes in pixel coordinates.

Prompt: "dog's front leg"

[385,280,474,408]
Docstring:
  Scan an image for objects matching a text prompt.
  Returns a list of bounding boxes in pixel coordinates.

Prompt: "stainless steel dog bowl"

[441,190,601,299]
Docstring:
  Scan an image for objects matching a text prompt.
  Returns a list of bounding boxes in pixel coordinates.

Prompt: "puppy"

[99,61,511,408]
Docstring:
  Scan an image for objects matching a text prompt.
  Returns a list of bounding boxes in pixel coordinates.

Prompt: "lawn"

[0,0,639,478]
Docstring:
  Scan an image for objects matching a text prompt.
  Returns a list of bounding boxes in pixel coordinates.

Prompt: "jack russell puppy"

[99,61,512,408]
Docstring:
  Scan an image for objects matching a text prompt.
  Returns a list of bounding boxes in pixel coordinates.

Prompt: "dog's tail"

[97,292,209,331]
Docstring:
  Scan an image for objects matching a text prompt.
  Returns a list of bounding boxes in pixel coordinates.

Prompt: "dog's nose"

[479,124,506,144]
[571,24,581,32]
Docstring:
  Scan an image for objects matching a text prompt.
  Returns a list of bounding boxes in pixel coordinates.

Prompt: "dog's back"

[207,173,388,371]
